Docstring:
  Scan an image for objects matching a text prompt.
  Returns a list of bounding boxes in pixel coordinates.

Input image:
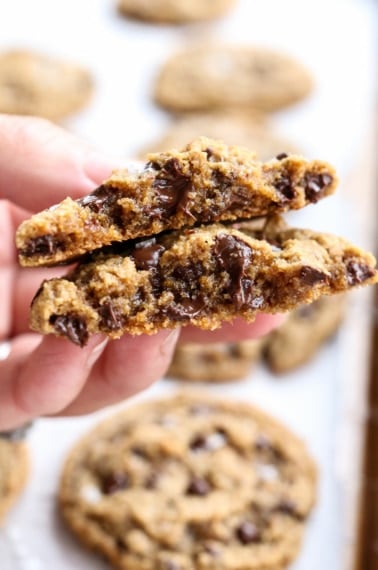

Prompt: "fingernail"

[86,337,108,369]
[159,329,180,357]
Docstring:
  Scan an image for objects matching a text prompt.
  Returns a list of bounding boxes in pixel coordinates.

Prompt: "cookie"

[265,296,346,373]
[16,137,337,267]
[154,44,313,113]
[0,438,29,523]
[59,393,317,570]
[167,339,262,382]
[118,0,236,24]
[0,50,93,120]
[139,113,299,162]
[29,217,378,346]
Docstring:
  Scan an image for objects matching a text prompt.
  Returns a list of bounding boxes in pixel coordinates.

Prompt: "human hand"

[0,115,283,430]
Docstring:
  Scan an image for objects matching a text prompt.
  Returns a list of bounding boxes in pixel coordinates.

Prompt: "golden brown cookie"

[29,218,378,345]
[0,50,93,120]
[154,44,313,113]
[59,393,317,570]
[167,339,262,382]
[16,137,337,267]
[118,0,237,24]
[0,438,29,523]
[265,296,346,373]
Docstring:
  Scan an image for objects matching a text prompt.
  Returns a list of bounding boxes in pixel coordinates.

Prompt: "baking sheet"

[0,0,376,568]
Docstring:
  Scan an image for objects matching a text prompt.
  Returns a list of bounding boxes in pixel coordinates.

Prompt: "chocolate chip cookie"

[139,113,299,161]
[265,296,346,374]
[29,217,378,346]
[154,44,313,113]
[0,50,93,120]
[118,0,237,24]
[16,137,337,267]
[0,438,29,523]
[167,339,262,382]
[59,393,317,570]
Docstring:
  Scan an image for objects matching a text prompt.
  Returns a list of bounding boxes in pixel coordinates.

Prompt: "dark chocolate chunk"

[165,297,205,320]
[98,301,125,331]
[213,234,255,309]
[275,499,301,519]
[186,477,211,496]
[275,175,295,201]
[276,153,289,160]
[131,239,165,270]
[299,266,327,286]
[236,521,261,544]
[101,472,129,495]
[23,235,64,257]
[346,260,375,286]
[50,313,88,347]
[152,158,193,218]
[304,172,333,203]
[190,435,208,452]
[79,186,124,225]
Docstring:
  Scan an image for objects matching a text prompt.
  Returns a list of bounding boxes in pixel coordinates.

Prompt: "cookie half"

[265,295,346,373]
[118,0,236,24]
[59,393,317,570]
[154,44,313,113]
[16,137,337,267]
[29,218,378,345]
[167,340,262,382]
[0,50,93,120]
[0,438,29,523]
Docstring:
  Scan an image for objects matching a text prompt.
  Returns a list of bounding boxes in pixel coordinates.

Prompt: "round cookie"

[118,0,237,24]
[138,113,299,161]
[265,295,346,374]
[0,438,29,523]
[167,340,262,382]
[0,50,94,120]
[154,44,313,113]
[59,393,317,570]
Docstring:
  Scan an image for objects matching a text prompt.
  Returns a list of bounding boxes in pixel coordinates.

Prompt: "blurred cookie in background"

[0,50,94,121]
[138,112,299,161]
[0,437,29,523]
[118,0,237,24]
[154,44,313,113]
[264,296,346,374]
[167,339,263,382]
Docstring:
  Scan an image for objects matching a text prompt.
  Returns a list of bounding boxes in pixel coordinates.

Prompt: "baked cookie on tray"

[16,137,337,267]
[154,44,313,113]
[59,393,317,570]
[0,50,93,120]
[265,295,346,374]
[118,0,237,24]
[167,339,262,382]
[0,437,29,523]
[138,113,299,162]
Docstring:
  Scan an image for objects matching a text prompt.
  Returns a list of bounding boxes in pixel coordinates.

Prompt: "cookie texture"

[0,50,93,120]
[265,296,346,373]
[16,137,337,267]
[167,339,262,382]
[154,45,313,113]
[118,0,236,23]
[139,113,299,161]
[0,438,29,523]
[29,218,378,346]
[59,393,317,570]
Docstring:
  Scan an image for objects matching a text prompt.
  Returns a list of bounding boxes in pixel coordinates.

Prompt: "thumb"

[0,114,121,212]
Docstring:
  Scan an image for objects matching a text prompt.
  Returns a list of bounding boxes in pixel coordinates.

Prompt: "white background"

[0,0,377,568]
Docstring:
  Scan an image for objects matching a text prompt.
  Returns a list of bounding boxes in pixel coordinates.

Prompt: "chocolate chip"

[275,499,300,519]
[304,172,333,203]
[186,477,211,496]
[24,235,63,257]
[276,153,289,160]
[145,160,161,171]
[213,234,255,310]
[131,447,147,458]
[255,434,273,452]
[50,313,88,346]
[205,147,217,162]
[79,186,124,225]
[275,175,295,201]
[165,297,205,320]
[98,301,125,331]
[190,431,226,452]
[346,260,375,286]
[299,266,327,286]
[101,472,129,495]
[190,435,208,451]
[152,158,193,217]
[236,521,261,544]
[131,239,165,270]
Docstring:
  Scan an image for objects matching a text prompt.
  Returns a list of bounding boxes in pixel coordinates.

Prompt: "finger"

[57,330,180,416]
[178,315,286,344]
[0,114,121,211]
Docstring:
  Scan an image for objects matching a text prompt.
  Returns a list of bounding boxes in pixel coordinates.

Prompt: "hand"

[0,115,284,430]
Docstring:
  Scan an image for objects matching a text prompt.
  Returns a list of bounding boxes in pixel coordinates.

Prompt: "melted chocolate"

[299,266,327,286]
[346,260,375,285]
[99,301,125,331]
[79,186,124,226]
[23,235,64,257]
[131,239,165,270]
[152,158,194,218]
[304,172,333,203]
[236,521,261,544]
[50,313,88,346]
